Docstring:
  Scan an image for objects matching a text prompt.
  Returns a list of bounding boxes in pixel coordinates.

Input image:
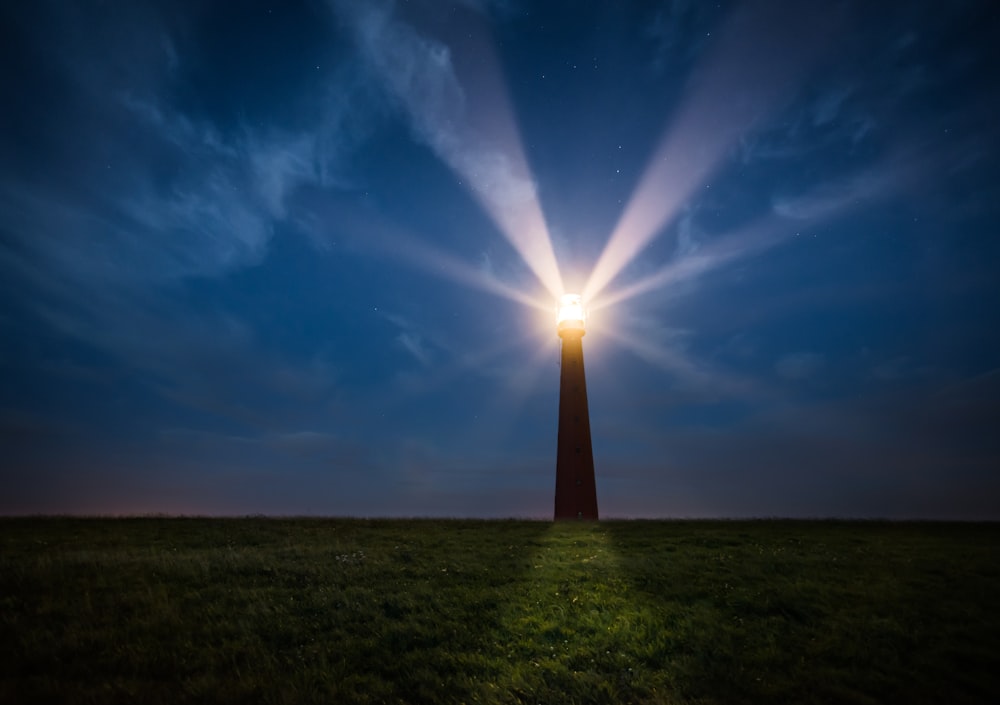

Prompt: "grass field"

[1,518,998,704]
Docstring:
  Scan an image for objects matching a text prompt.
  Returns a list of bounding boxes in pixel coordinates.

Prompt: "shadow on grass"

[0,517,555,705]
[603,519,1000,705]
[325,518,557,704]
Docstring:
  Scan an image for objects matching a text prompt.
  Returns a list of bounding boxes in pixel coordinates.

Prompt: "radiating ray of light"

[439,8,565,300]
[336,1,564,299]
[589,159,901,313]
[595,318,759,400]
[372,326,551,411]
[315,195,553,314]
[466,332,561,452]
[589,217,791,313]
[582,0,841,304]
[382,231,552,314]
[596,322,709,385]
[493,332,560,409]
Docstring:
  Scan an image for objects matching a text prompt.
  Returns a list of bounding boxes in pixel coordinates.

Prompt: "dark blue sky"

[2,0,998,518]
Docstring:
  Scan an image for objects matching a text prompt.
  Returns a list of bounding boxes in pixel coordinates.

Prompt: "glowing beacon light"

[553,293,598,520]
[556,293,586,335]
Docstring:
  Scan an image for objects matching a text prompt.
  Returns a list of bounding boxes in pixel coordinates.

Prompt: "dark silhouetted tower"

[554,294,598,520]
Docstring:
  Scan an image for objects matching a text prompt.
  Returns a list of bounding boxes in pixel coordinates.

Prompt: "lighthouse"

[554,294,599,520]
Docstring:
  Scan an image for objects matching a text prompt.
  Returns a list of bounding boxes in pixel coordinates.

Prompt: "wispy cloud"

[645,0,716,74]
[330,0,563,297]
[396,332,433,367]
[383,312,463,369]
[770,165,896,220]
[0,0,380,301]
[0,3,385,440]
[774,352,825,381]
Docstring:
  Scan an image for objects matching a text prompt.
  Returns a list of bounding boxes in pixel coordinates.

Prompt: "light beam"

[598,321,758,399]
[338,1,564,299]
[590,160,901,313]
[589,217,790,312]
[441,11,564,299]
[315,195,553,314]
[583,0,840,304]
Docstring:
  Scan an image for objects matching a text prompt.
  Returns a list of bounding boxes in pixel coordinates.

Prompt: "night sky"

[2,0,998,518]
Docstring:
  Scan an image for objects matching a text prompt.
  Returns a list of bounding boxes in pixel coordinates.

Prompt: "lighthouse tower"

[554,294,599,520]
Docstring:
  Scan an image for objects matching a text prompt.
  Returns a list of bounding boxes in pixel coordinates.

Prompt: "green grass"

[1,519,998,704]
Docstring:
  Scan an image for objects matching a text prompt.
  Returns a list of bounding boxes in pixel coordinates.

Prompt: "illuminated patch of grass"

[0,518,997,704]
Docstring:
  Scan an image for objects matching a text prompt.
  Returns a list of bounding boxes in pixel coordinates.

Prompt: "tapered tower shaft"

[554,329,598,520]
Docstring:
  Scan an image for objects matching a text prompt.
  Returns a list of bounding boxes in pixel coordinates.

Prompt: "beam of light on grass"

[493,525,630,684]
[337,0,564,299]
[582,0,841,304]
